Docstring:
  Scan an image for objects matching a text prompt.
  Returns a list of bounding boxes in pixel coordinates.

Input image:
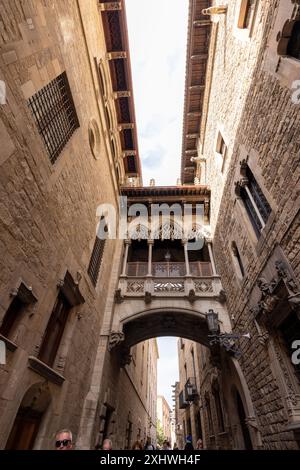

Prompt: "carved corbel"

[217,289,227,304]
[144,291,152,304]
[120,353,132,368]
[108,331,125,352]
[114,288,124,304]
[186,289,197,304]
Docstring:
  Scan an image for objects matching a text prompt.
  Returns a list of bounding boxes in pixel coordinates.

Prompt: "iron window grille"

[241,165,271,237]
[28,72,79,164]
[88,236,106,287]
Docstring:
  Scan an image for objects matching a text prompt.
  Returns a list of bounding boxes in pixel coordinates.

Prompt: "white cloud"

[126,0,189,186]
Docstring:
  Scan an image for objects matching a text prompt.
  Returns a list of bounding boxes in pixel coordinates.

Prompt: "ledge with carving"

[250,260,300,328]
[107,331,132,368]
[116,276,224,302]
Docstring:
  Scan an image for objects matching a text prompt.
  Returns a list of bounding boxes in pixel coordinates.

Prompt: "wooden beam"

[193,20,211,27]
[187,112,201,117]
[118,123,135,131]
[106,51,127,60]
[191,54,208,60]
[114,91,131,99]
[186,134,198,139]
[189,85,205,91]
[99,2,122,11]
[123,150,137,158]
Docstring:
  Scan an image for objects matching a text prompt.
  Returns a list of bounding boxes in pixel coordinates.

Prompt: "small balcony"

[179,390,189,409]
[127,261,212,277]
[118,239,224,299]
[185,377,199,402]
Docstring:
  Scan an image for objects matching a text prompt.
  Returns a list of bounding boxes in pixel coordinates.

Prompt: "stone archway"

[221,357,262,450]
[108,306,223,367]
[5,382,51,450]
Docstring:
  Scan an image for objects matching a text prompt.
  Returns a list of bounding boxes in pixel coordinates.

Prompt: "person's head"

[163,440,170,449]
[132,440,143,450]
[102,438,112,450]
[196,438,203,449]
[55,429,73,450]
[173,442,178,449]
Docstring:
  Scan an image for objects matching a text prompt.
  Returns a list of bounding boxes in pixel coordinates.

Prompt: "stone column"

[207,240,217,276]
[183,240,191,277]
[147,239,154,276]
[121,239,131,276]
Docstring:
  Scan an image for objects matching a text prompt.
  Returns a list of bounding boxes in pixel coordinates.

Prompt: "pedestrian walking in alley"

[184,436,194,451]
[102,438,113,450]
[196,438,203,449]
[54,429,73,450]
[132,441,143,450]
[144,437,155,450]
[162,440,171,450]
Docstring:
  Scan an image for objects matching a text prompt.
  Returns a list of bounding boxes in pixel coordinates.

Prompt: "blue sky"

[157,337,179,408]
[126,0,189,405]
[126,0,189,186]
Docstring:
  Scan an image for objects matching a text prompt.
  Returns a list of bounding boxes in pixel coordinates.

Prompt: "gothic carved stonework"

[194,280,213,293]
[258,331,269,346]
[186,288,197,303]
[251,259,300,322]
[121,352,132,367]
[126,281,145,293]
[217,289,227,303]
[108,331,125,352]
[154,282,184,292]
[275,260,299,295]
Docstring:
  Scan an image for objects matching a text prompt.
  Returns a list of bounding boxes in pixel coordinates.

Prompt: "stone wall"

[198,0,300,450]
[0,0,152,450]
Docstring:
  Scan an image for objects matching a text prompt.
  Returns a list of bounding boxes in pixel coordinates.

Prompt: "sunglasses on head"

[55,439,71,448]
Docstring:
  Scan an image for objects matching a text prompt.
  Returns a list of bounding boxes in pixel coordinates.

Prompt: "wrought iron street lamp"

[206,309,250,358]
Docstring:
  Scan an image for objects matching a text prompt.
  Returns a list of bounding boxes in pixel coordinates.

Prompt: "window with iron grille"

[240,165,271,238]
[88,235,106,287]
[28,72,79,164]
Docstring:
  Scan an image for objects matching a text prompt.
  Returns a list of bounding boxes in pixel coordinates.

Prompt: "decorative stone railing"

[126,261,212,277]
[117,274,225,300]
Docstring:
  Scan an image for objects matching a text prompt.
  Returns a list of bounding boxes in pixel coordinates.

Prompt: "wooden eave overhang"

[100,0,142,180]
[121,185,211,204]
[181,0,212,185]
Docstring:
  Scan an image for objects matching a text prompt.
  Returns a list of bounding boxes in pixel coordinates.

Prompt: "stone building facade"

[1,0,300,452]
[177,0,300,450]
[175,339,204,449]
[0,0,155,450]
[157,395,172,444]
